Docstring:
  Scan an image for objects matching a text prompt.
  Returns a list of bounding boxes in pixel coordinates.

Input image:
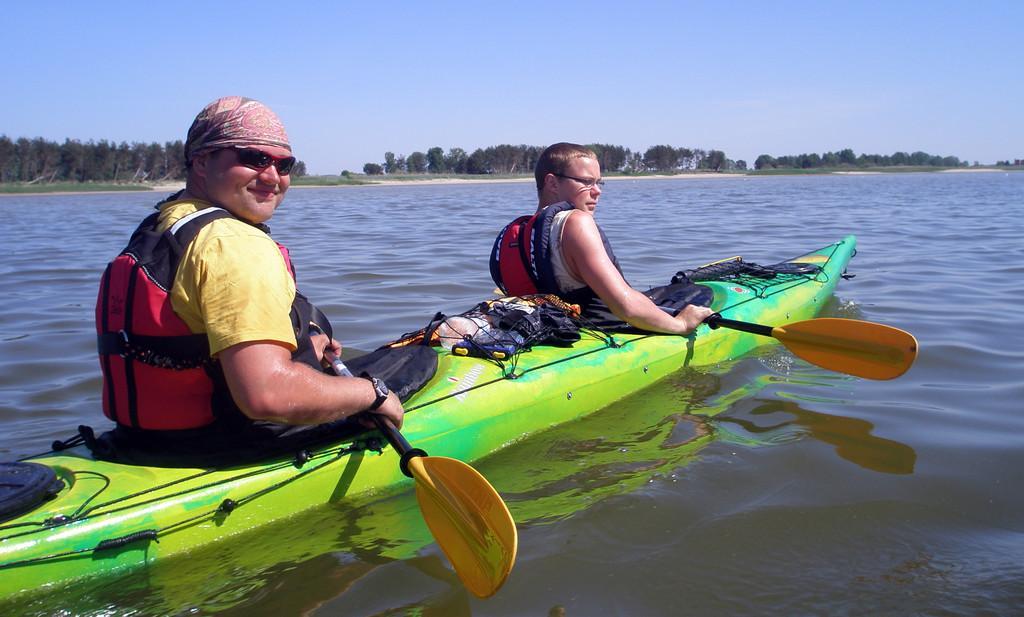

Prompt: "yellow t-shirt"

[157,200,298,356]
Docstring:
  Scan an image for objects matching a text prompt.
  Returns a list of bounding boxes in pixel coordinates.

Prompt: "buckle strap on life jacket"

[515,216,540,289]
[97,331,211,370]
[99,263,118,422]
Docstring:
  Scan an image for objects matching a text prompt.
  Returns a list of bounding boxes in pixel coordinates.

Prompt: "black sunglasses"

[230,147,297,175]
[553,172,604,188]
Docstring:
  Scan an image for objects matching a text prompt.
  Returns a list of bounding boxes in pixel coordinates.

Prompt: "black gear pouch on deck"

[489,303,581,347]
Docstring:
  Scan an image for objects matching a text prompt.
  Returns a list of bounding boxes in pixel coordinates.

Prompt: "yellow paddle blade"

[408,456,518,598]
[772,318,918,380]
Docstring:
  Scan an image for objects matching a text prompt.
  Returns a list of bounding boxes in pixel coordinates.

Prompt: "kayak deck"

[0,235,856,599]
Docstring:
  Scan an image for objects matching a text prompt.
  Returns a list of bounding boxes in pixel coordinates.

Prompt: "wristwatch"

[364,376,389,411]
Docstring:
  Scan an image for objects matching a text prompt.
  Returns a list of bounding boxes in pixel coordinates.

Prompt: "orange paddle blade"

[772,318,918,380]
[408,456,518,598]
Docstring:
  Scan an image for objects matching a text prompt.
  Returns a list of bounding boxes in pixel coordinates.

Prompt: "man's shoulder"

[559,208,597,233]
[157,203,276,272]
[157,199,204,232]
[190,221,277,265]
[158,200,268,242]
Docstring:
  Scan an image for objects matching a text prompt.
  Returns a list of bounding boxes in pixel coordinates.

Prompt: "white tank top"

[549,210,588,294]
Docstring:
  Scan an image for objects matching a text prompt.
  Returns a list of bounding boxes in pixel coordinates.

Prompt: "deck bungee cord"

[400,249,838,414]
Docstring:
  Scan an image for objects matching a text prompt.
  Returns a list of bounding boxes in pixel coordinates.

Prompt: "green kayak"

[0,235,858,601]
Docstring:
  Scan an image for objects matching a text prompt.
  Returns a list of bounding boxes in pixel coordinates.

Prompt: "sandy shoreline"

[0,173,744,197]
[938,167,1008,173]
[338,173,749,188]
[3,168,1014,198]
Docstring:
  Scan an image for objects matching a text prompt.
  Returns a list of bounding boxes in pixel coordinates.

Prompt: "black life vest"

[96,205,329,431]
[489,202,623,308]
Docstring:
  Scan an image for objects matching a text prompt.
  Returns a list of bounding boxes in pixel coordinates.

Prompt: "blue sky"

[3,1,1020,173]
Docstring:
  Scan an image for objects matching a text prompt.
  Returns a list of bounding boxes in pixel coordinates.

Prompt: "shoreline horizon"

[0,167,1013,198]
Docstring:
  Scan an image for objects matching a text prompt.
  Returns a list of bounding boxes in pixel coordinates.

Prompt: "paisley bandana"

[185,96,291,165]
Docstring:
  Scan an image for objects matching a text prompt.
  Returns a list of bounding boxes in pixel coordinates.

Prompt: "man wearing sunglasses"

[95,96,402,462]
[489,142,713,335]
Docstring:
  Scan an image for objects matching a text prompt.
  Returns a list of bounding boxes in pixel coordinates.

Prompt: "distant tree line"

[0,135,307,184]
[0,135,186,184]
[362,144,745,175]
[754,149,965,170]
[3,134,977,183]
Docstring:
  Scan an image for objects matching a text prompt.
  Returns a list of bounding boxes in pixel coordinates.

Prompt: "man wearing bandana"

[95,97,402,459]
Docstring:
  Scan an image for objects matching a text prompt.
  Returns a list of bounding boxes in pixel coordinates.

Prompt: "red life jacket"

[96,206,328,431]
[489,202,623,307]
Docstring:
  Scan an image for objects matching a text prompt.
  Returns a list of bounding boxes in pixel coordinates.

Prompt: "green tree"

[15,137,36,181]
[60,139,87,181]
[799,153,821,169]
[291,161,307,177]
[643,145,678,172]
[363,162,384,175]
[856,153,877,167]
[164,140,185,179]
[426,147,446,173]
[520,145,544,175]
[39,138,61,181]
[92,139,117,181]
[466,148,490,174]
[704,149,727,171]
[485,144,521,174]
[445,147,468,173]
[0,136,14,182]
[111,141,130,181]
[407,151,427,173]
[383,151,398,174]
[129,142,149,181]
[144,143,164,180]
[588,143,628,172]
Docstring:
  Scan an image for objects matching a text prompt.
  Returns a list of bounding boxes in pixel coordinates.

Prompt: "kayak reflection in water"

[720,399,917,475]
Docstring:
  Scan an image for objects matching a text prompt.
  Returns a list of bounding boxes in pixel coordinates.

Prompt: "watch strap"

[360,372,389,410]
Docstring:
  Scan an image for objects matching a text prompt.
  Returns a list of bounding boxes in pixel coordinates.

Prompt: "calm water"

[1,172,1022,615]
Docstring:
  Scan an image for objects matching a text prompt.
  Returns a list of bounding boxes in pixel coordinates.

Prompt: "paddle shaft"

[705,314,774,337]
[324,352,354,377]
[324,352,427,477]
